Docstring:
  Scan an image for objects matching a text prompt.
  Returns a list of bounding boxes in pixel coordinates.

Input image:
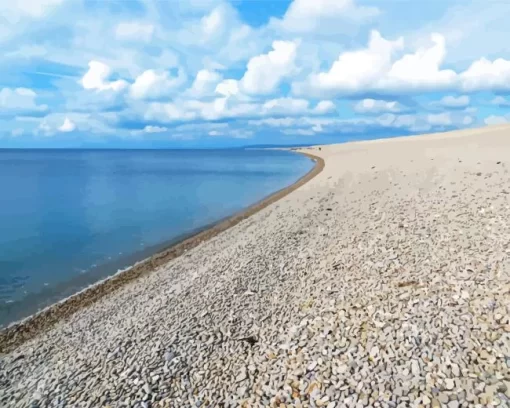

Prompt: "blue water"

[0,149,313,326]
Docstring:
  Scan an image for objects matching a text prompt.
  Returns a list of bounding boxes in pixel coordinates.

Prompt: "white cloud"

[58,117,76,132]
[294,31,404,96]
[276,0,379,33]
[1,0,64,21]
[143,125,168,133]
[208,128,253,138]
[427,112,452,126]
[491,96,510,107]
[0,87,48,113]
[3,0,508,143]
[354,99,401,114]
[115,22,154,42]
[36,112,114,137]
[130,69,186,100]
[314,100,336,114]
[438,95,470,108]
[189,69,222,97]
[143,102,198,122]
[484,115,509,126]
[460,58,510,92]
[215,79,240,97]
[295,30,510,96]
[382,34,456,91]
[312,123,324,133]
[201,6,224,37]
[142,95,335,124]
[80,61,128,92]
[376,113,431,132]
[240,40,299,95]
[179,4,235,46]
[262,98,309,115]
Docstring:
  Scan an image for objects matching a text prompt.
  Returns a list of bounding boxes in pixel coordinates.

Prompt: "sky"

[1,0,510,148]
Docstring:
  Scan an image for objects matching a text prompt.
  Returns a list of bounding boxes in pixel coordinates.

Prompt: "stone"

[235,371,247,383]
[450,364,460,377]
[411,360,420,376]
[438,393,449,404]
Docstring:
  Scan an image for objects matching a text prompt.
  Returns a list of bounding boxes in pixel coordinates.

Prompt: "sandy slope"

[1,125,510,407]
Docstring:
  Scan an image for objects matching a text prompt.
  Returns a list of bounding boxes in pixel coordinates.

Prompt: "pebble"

[2,139,510,407]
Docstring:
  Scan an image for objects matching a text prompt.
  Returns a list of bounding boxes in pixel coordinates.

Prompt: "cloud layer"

[1,0,509,145]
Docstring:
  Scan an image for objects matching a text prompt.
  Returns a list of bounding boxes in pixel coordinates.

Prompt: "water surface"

[0,149,313,326]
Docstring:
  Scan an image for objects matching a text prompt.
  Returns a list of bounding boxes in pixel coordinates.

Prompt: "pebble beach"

[1,125,510,407]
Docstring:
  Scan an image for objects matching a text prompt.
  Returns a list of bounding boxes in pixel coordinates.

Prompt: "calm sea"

[0,149,313,326]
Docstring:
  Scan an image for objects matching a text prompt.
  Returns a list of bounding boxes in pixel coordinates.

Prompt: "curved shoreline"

[0,151,324,353]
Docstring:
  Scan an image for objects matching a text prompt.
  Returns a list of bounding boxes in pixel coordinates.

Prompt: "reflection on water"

[0,149,313,326]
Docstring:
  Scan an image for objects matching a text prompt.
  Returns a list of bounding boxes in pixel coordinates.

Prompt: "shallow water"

[0,149,313,326]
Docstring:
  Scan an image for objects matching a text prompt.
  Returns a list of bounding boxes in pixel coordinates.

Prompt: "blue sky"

[1,0,510,148]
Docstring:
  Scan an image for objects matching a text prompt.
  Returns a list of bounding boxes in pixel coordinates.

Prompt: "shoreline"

[0,151,324,353]
[3,125,510,407]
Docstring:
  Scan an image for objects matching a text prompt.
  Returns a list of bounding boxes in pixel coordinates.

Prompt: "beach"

[1,125,510,407]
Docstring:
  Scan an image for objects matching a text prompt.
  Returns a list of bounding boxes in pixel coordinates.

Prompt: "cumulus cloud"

[427,112,452,126]
[484,115,509,125]
[314,101,336,114]
[275,0,379,33]
[115,22,154,42]
[3,0,508,143]
[36,113,114,137]
[262,98,309,115]
[129,69,187,100]
[240,40,299,95]
[382,34,456,91]
[80,61,128,92]
[293,31,404,96]
[189,69,222,97]
[354,99,402,114]
[438,95,470,108]
[460,58,510,92]
[58,117,76,132]
[0,87,48,114]
[294,31,510,97]
[215,79,240,98]
[491,96,510,107]
[142,95,335,124]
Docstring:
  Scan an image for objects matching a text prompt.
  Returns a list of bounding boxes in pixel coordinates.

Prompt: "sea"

[0,149,314,327]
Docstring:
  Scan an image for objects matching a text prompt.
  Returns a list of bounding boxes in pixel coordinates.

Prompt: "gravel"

[1,127,510,407]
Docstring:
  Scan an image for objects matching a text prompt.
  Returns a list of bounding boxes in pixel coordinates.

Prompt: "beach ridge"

[2,126,510,407]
